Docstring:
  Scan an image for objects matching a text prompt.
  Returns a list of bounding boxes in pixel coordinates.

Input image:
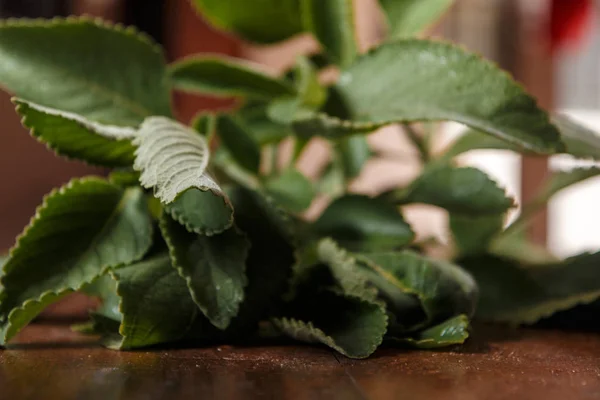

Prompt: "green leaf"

[133,117,233,234]
[273,290,387,358]
[337,135,371,179]
[110,254,198,349]
[301,0,358,68]
[316,157,345,197]
[460,253,600,324]
[108,170,141,187]
[0,18,170,126]
[263,169,315,213]
[190,0,304,43]
[160,215,249,330]
[191,112,216,140]
[552,114,600,160]
[356,251,478,332]
[14,99,137,167]
[390,314,470,349]
[439,128,521,161]
[222,187,296,334]
[313,195,415,251]
[401,166,515,215]
[379,0,454,38]
[235,103,294,145]
[169,56,295,100]
[0,178,153,344]
[215,115,261,173]
[82,274,122,321]
[285,40,564,154]
[450,214,505,257]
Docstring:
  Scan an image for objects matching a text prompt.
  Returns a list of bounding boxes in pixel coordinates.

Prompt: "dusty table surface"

[1,322,599,400]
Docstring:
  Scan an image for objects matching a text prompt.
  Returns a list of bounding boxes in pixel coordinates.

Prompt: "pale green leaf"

[215,115,261,173]
[169,56,295,99]
[301,0,358,68]
[14,98,136,167]
[356,251,478,332]
[190,0,303,43]
[391,314,470,349]
[460,253,600,324]
[160,215,249,330]
[263,169,315,213]
[273,290,387,359]
[286,40,564,154]
[552,114,600,160]
[110,254,198,349]
[400,166,515,215]
[439,129,521,161]
[313,195,415,251]
[0,18,170,126]
[0,178,153,344]
[379,0,454,38]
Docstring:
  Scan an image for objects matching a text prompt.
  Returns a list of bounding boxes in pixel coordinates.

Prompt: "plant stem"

[403,123,429,164]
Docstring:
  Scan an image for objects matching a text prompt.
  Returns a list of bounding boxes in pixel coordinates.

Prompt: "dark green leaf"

[0,178,153,344]
[356,251,478,332]
[337,135,371,179]
[273,290,387,358]
[82,274,122,321]
[263,169,315,213]
[14,99,137,167]
[0,18,170,126]
[169,56,295,99]
[401,166,515,215]
[552,114,600,160]
[440,129,521,161]
[110,254,198,349]
[316,157,345,197]
[390,314,470,349]
[215,115,261,173]
[160,215,249,330]
[165,189,234,236]
[190,0,304,43]
[235,103,294,145]
[313,195,415,251]
[460,253,600,324]
[191,112,216,140]
[450,214,505,256]
[301,0,358,68]
[379,0,454,38]
[286,40,564,154]
[108,170,141,187]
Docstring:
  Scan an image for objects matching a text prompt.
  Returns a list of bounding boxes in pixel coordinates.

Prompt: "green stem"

[403,123,429,164]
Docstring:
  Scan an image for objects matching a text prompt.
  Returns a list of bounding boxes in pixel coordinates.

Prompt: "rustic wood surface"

[1,321,599,400]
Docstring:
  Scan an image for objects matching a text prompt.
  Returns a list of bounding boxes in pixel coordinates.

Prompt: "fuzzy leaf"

[391,314,470,349]
[109,254,198,349]
[401,166,514,215]
[301,0,357,68]
[160,215,249,330]
[356,251,478,332]
[165,189,234,236]
[460,253,600,324]
[14,99,137,167]
[169,56,295,99]
[313,195,415,251]
[273,290,387,359]
[286,40,564,154]
[263,169,315,213]
[0,18,170,126]
[379,0,454,38]
[338,135,371,179]
[0,178,153,344]
[215,115,261,173]
[190,0,303,43]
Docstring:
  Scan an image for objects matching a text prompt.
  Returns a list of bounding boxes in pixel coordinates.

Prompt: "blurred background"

[1,0,599,259]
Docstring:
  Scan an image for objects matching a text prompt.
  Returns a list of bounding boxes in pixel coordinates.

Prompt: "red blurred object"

[551,0,594,52]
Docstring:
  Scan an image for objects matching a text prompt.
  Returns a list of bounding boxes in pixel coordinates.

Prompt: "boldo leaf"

[313,195,415,252]
[110,254,199,349]
[190,0,303,43]
[82,274,122,322]
[552,114,600,161]
[379,0,454,38]
[169,56,295,100]
[165,189,234,236]
[235,102,294,145]
[215,115,261,173]
[14,98,137,167]
[301,0,358,68]
[286,40,564,154]
[0,178,153,344]
[263,169,315,213]
[390,314,470,349]
[337,135,371,180]
[460,253,600,324]
[400,166,515,215]
[0,18,171,126]
[160,215,250,330]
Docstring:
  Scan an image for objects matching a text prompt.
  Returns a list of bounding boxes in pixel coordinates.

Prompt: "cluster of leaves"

[0,0,599,358]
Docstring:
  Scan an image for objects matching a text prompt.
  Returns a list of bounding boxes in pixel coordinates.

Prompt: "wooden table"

[1,322,599,400]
